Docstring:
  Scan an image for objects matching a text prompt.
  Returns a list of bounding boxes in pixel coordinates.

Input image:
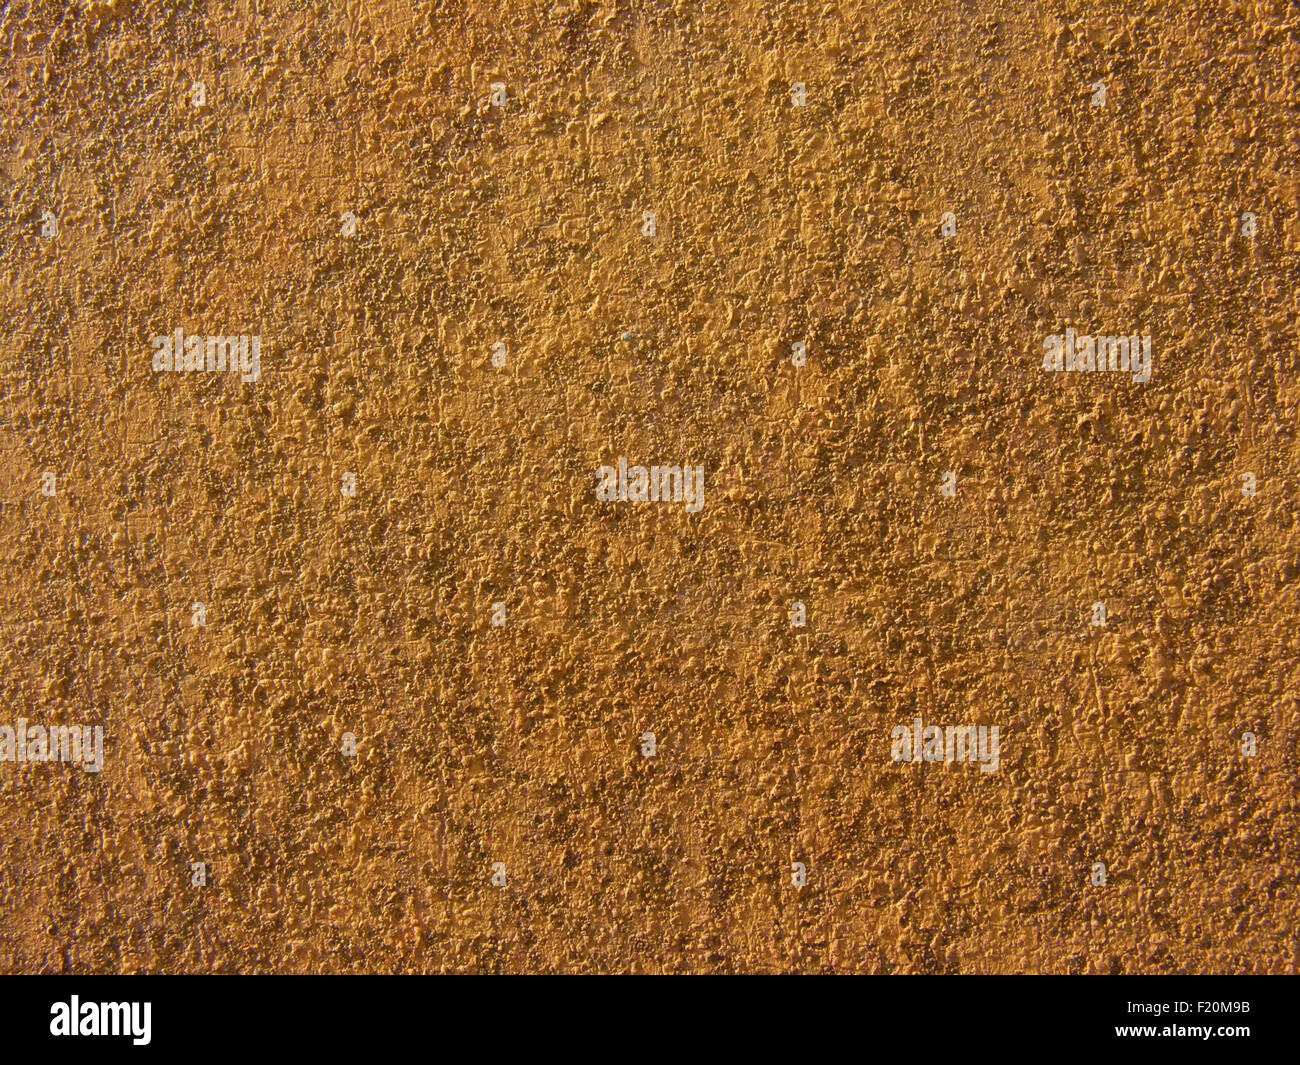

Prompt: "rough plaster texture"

[0,0,1298,973]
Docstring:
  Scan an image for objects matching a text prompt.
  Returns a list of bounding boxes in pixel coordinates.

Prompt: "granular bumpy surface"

[1,0,1297,973]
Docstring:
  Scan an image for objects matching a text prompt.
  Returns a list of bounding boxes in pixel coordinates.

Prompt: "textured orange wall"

[1,0,1297,973]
